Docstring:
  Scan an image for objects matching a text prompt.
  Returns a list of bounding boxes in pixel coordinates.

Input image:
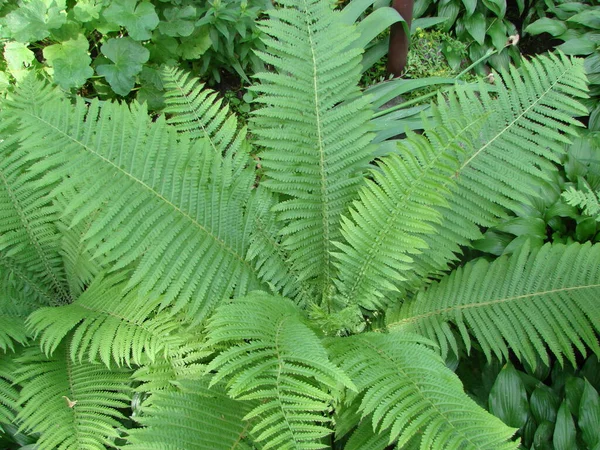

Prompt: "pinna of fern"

[0,0,599,448]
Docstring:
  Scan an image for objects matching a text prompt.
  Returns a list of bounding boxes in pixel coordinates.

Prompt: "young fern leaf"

[563,185,600,219]
[28,272,184,368]
[205,293,355,449]
[387,242,600,368]
[161,66,241,154]
[15,343,131,450]
[332,124,470,310]
[404,52,589,289]
[328,333,519,450]
[5,76,265,322]
[126,378,258,449]
[250,0,375,296]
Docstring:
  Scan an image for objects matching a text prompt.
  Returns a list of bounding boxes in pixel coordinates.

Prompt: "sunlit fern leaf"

[126,378,258,449]
[5,75,265,323]
[328,333,519,450]
[15,342,131,450]
[387,242,600,369]
[563,185,600,219]
[332,124,468,310]
[250,0,375,296]
[161,66,241,154]
[0,350,20,427]
[403,52,589,290]
[205,292,356,449]
[28,272,185,368]
[0,111,69,305]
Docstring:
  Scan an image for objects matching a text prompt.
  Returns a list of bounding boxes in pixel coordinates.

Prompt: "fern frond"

[387,242,600,368]
[562,185,600,219]
[328,333,518,450]
[161,66,241,154]
[0,113,69,304]
[0,291,30,351]
[250,0,375,296]
[246,186,315,306]
[4,76,266,322]
[0,350,20,427]
[126,378,257,449]
[15,343,131,450]
[28,272,185,368]
[205,292,355,449]
[332,124,468,310]
[406,52,589,288]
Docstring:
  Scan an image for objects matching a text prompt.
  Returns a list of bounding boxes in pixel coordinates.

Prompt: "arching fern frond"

[161,66,242,154]
[328,333,518,450]
[15,342,132,450]
[404,52,589,289]
[0,113,69,304]
[126,378,258,450]
[4,75,265,322]
[250,0,375,295]
[387,242,600,368]
[28,272,184,368]
[332,125,468,310]
[205,292,355,449]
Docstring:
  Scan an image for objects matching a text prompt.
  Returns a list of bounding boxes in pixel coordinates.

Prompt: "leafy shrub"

[0,0,269,104]
[413,0,522,72]
[525,0,600,127]
[458,353,600,450]
[0,0,598,448]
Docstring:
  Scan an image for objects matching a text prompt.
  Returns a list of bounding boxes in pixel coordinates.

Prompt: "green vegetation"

[1,0,599,449]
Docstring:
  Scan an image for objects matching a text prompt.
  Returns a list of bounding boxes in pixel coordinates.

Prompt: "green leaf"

[525,18,568,37]
[566,377,585,417]
[568,10,600,29]
[73,0,103,22]
[158,5,197,37]
[494,217,547,238]
[43,34,93,90]
[96,37,149,96]
[179,29,212,60]
[103,0,159,41]
[488,18,508,51]
[461,0,477,17]
[489,362,529,428]
[3,42,34,82]
[530,385,560,424]
[533,420,555,450]
[438,0,460,31]
[576,217,597,241]
[464,11,486,45]
[557,38,598,55]
[482,0,506,17]
[554,401,576,450]
[3,0,67,43]
[579,379,600,448]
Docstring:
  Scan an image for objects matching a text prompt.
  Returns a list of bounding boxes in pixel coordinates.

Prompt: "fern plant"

[0,0,598,448]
